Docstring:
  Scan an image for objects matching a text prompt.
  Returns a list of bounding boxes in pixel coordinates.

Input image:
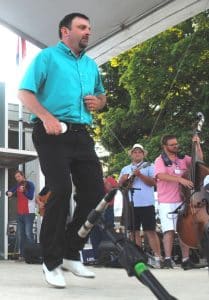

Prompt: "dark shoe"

[181,259,207,270]
[181,259,196,270]
[162,258,174,269]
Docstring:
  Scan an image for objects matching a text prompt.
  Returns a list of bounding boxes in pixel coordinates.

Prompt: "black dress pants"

[32,122,105,270]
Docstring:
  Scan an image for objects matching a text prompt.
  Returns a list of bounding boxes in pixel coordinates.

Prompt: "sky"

[0,24,40,103]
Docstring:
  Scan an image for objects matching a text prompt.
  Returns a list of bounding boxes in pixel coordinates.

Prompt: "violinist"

[6,170,35,261]
[154,134,203,270]
[119,143,162,268]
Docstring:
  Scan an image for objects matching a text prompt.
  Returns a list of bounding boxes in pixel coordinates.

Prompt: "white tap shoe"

[42,263,66,288]
[62,259,95,278]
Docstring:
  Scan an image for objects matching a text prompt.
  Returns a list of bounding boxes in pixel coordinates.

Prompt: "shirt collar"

[57,41,86,58]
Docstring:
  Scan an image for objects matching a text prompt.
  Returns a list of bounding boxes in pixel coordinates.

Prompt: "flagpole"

[18,102,23,171]
[18,102,23,151]
[16,36,26,171]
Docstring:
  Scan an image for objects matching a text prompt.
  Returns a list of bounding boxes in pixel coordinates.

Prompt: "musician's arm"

[156,173,194,188]
[192,135,203,160]
[135,170,155,186]
[6,185,17,197]
[118,174,129,186]
[156,173,181,182]
[24,181,35,200]
[36,195,45,208]
[195,142,203,161]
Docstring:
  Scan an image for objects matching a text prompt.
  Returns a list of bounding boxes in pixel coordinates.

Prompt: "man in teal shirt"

[18,12,106,288]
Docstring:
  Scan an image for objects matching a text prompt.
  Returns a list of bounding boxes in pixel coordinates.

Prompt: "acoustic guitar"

[122,162,151,189]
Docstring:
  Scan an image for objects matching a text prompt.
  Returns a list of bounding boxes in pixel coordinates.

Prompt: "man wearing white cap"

[119,144,162,268]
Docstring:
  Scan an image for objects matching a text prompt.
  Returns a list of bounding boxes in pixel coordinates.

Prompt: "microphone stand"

[120,172,140,240]
[78,188,177,300]
[129,187,136,242]
[124,186,141,244]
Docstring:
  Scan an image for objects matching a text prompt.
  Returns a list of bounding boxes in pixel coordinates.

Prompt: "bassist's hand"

[179,177,194,189]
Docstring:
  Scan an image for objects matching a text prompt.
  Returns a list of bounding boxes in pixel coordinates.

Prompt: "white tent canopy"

[0,0,208,65]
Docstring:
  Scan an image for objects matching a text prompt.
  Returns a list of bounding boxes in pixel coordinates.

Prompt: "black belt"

[34,118,87,132]
[63,122,87,131]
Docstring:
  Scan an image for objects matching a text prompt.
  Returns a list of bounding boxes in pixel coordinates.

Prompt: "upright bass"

[176,112,209,260]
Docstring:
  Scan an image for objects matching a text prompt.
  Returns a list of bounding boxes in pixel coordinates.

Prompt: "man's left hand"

[133,169,141,177]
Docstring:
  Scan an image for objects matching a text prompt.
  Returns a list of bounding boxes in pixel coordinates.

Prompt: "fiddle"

[19,180,28,193]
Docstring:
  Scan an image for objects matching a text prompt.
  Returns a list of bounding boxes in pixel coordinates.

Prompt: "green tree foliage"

[96,11,209,175]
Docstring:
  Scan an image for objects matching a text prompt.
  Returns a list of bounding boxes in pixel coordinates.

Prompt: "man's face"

[64,17,91,50]
[15,173,24,183]
[131,148,144,163]
[164,138,179,154]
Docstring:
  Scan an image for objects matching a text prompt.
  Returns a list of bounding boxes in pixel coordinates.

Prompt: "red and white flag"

[16,37,26,65]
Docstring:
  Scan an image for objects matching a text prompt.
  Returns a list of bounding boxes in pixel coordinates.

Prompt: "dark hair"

[58,13,89,38]
[14,170,25,177]
[161,134,177,146]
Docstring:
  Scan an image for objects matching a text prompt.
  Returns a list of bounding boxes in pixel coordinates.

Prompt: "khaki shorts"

[158,202,182,233]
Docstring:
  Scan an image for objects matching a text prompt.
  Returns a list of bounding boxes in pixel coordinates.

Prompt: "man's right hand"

[119,174,129,186]
[178,177,194,189]
[42,115,63,135]
[18,90,64,135]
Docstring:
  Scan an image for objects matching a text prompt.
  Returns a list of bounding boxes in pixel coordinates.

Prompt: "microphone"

[78,188,118,238]
[60,122,67,133]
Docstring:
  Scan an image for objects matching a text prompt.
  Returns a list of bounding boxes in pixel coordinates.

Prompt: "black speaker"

[97,240,121,267]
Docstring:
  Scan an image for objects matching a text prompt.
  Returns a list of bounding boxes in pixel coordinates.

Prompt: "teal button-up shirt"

[19,42,105,124]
